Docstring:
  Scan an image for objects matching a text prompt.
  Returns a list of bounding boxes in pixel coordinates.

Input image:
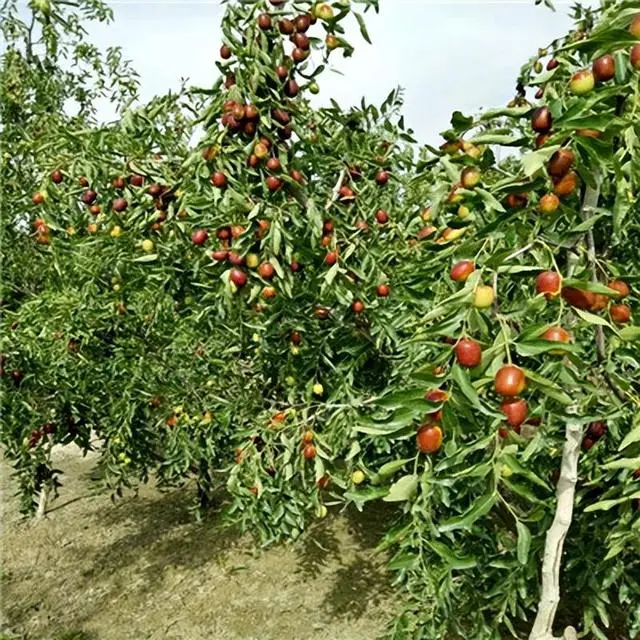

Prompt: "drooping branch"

[529,420,583,640]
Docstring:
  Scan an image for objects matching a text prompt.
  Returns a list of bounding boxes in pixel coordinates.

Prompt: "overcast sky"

[83,1,588,145]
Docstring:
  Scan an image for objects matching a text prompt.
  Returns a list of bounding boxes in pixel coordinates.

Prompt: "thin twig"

[505,242,533,263]
[25,11,36,62]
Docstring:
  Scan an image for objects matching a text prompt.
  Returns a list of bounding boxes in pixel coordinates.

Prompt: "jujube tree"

[1,0,639,639]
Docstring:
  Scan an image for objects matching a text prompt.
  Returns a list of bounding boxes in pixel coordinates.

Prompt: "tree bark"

[326,168,347,210]
[580,184,626,402]
[529,421,583,640]
[36,484,49,519]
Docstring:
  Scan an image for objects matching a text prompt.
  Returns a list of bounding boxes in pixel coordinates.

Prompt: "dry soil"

[0,444,397,640]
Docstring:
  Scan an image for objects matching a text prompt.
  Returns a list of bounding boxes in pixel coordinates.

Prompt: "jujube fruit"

[608,280,630,300]
[230,269,248,287]
[592,54,615,82]
[450,260,475,282]
[610,304,631,324]
[536,271,562,299]
[501,398,528,427]
[191,229,208,246]
[495,365,526,397]
[455,338,482,368]
[417,425,443,454]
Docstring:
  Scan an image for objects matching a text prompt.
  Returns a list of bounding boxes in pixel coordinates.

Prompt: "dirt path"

[0,445,397,640]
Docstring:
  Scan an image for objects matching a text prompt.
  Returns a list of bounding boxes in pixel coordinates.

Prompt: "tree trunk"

[35,484,49,519]
[529,421,583,640]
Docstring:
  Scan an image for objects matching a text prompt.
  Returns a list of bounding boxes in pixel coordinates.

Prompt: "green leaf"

[521,145,561,178]
[324,262,339,285]
[355,407,419,435]
[387,552,419,571]
[451,365,501,418]
[345,440,361,461]
[440,156,461,183]
[515,340,580,357]
[247,202,261,220]
[502,479,545,504]
[584,492,640,512]
[561,114,618,130]
[434,434,495,472]
[568,212,609,234]
[574,308,613,329]
[501,455,549,490]
[451,111,474,130]
[383,475,418,502]
[562,279,620,296]
[376,388,430,409]
[497,265,544,275]
[484,248,519,269]
[438,492,496,532]
[271,223,282,256]
[451,363,479,401]
[619,425,640,451]
[479,105,531,121]
[344,486,390,503]
[618,326,640,342]
[306,199,322,236]
[530,67,559,85]
[522,369,573,405]
[354,12,372,44]
[476,188,506,213]
[470,133,528,146]
[132,253,158,262]
[425,540,478,570]
[614,50,628,85]
[601,457,640,471]
[377,458,411,477]
[516,521,532,565]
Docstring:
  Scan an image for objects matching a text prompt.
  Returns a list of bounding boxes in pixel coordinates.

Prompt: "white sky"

[56,1,595,144]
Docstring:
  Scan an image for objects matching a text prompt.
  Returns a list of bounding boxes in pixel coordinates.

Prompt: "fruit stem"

[504,242,533,264]
[474,237,490,261]
[555,299,565,326]
[535,238,561,276]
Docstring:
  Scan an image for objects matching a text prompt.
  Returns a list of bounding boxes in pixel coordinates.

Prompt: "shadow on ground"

[296,501,399,621]
[1,447,397,640]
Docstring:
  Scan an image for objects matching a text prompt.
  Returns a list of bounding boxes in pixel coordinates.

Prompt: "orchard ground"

[0,444,397,640]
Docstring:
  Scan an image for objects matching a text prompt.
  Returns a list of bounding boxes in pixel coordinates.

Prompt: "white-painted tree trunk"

[529,421,583,640]
[35,484,49,519]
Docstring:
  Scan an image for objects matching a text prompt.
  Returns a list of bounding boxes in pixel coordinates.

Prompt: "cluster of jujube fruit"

[29,165,179,253]
[400,15,640,456]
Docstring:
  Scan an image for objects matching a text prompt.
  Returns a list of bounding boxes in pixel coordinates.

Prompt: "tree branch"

[326,168,347,211]
[580,183,626,402]
[25,11,37,62]
[529,420,583,640]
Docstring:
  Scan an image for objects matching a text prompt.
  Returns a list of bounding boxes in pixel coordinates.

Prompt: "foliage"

[2,0,640,638]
